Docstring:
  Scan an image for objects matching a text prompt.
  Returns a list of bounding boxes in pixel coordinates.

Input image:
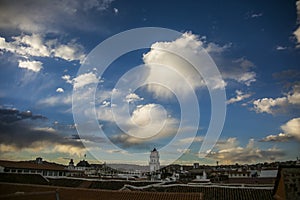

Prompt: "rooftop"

[76,160,91,168]
[0,160,66,171]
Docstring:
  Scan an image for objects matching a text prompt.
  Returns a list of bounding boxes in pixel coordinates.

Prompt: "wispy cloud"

[38,94,72,107]
[251,13,263,18]
[272,69,300,80]
[227,90,251,104]
[276,46,287,51]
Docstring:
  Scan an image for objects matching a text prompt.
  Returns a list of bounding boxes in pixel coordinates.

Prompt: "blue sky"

[0,0,299,166]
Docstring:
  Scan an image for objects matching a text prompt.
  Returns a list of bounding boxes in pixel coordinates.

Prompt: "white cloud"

[294,27,300,46]
[142,32,228,98]
[53,42,85,63]
[227,90,251,104]
[62,75,73,84]
[101,100,110,107]
[0,34,85,65]
[95,99,179,145]
[288,85,300,104]
[253,84,300,114]
[73,72,99,89]
[0,34,51,58]
[253,97,287,114]
[281,117,300,140]
[124,103,178,139]
[143,32,203,98]
[260,118,300,142]
[140,32,255,98]
[125,93,144,103]
[52,144,85,157]
[14,34,50,57]
[251,13,263,18]
[130,104,164,127]
[113,8,119,14]
[18,60,43,72]
[56,88,64,93]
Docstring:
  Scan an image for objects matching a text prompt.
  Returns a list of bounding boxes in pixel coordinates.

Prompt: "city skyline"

[0,0,299,166]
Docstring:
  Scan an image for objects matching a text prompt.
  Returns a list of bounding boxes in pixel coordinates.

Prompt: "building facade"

[0,157,68,177]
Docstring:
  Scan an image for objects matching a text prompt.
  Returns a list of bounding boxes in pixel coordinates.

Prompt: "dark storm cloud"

[0,107,83,150]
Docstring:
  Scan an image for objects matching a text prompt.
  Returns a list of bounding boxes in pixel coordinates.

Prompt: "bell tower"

[149,148,160,172]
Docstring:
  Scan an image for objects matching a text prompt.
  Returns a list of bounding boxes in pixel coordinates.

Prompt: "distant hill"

[107,164,149,172]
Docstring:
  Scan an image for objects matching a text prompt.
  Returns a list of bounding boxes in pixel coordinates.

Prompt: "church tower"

[149,148,160,172]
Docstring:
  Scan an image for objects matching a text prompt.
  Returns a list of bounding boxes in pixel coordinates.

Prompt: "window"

[17,169,22,173]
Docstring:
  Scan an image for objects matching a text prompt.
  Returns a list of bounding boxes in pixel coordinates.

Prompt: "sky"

[0,0,299,167]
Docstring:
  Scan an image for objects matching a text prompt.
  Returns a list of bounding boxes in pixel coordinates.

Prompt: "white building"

[0,157,68,177]
[149,148,160,172]
[259,169,278,178]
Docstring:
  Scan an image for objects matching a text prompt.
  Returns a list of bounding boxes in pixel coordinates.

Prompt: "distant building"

[228,170,251,178]
[67,159,75,170]
[149,148,160,172]
[192,170,211,183]
[259,169,278,178]
[193,163,200,169]
[75,159,91,171]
